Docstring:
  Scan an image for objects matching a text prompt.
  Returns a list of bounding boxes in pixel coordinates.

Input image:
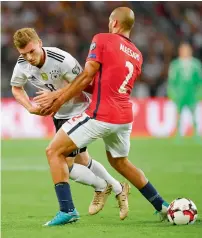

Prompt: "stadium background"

[1,2,202,238]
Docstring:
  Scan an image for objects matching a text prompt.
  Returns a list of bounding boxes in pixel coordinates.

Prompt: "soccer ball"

[167,198,197,225]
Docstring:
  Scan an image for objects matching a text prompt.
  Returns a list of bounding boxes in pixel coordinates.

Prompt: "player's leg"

[104,124,169,221]
[67,154,108,192]
[44,128,80,226]
[61,113,114,215]
[74,150,123,215]
[53,117,108,192]
[75,150,122,195]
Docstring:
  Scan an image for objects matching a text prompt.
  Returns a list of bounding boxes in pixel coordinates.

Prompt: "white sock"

[70,163,107,191]
[89,159,122,195]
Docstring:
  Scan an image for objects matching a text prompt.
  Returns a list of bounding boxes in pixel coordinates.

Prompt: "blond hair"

[13,28,40,49]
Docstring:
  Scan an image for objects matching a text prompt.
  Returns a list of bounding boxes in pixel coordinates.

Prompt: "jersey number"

[44,83,56,91]
[118,61,134,94]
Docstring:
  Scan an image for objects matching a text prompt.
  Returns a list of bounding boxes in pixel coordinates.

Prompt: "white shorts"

[62,112,132,157]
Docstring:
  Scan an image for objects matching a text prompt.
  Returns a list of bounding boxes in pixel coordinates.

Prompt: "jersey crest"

[72,64,80,75]
[50,69,61,81]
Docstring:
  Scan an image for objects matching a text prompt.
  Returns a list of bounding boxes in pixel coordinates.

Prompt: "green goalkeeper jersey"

[167,57,202,102]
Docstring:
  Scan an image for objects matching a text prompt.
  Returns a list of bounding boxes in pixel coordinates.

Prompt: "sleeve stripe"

[18,60,26,64]
[47,55,63,63]
[17,56,26,63]
[47,52,64,61]
[47,50,65,59]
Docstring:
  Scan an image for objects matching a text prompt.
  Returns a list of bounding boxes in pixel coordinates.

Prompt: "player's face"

[17,40,44,67]
[179,44,192,58]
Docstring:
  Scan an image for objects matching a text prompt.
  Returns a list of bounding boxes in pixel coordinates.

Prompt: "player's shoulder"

[44,47,79,71]
[44,46,67,55]
[93,33,110,38]
[44,47,68,63]
[192,57,202,66]
[94,33,123,41]
[170,58,179,66]
[93,33,118,43]
[16,55,29,69]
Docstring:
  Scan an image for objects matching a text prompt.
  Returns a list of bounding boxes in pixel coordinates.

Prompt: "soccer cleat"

[89,184,112,215]
[155,201,169,221]
[116,182,130,220]
[43,209,80,226]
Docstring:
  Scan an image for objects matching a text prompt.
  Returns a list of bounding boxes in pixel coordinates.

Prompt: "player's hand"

[29,105,51,116]
[33,90,58,107]
[29,105,43,115]
[40,99,62,116]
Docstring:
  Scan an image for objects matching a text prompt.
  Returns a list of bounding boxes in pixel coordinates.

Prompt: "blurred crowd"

[1,1,202,97]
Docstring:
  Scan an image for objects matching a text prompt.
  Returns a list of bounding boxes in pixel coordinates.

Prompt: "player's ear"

[113,20,118,28]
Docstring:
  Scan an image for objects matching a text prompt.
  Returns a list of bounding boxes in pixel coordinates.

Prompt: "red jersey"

[86,33,143,124]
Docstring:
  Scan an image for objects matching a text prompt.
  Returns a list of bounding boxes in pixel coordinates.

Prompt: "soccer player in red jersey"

[39,7,169,226]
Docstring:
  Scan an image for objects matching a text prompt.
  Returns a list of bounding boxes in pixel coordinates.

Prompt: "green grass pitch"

[1,138,202,238]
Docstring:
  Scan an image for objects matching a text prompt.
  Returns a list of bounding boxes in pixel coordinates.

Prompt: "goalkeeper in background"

[167,43,202,139]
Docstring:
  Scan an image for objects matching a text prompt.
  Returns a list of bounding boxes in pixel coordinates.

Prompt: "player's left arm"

[41,61,100,114]
[33,88,66,107]
[34,53,82,106]
[58,57,100,103]
[62,60,100,101]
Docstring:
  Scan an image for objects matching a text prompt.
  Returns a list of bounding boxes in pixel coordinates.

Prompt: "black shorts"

[53,117,87,157]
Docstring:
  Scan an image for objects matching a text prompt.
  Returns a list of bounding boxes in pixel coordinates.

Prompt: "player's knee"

[45,145,57,160]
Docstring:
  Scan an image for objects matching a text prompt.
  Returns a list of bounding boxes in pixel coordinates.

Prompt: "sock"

[55,182,75,213]
[88,159,122,195]
[70,163,107,191]
[139,181,164,211]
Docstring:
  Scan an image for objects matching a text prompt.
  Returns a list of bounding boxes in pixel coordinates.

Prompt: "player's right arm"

[11,64,44,115]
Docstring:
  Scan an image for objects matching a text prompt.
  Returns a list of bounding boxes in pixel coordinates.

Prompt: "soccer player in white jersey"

[11,28,130,220]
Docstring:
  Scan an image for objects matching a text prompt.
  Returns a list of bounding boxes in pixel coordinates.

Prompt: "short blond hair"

[13,28,40,49]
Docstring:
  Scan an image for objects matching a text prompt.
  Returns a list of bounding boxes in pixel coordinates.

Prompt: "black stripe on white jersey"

[47,50,65,60]
[47,51,65,63]
[47,54,64,63]
[17,57,26,63]
[47,52,65,61]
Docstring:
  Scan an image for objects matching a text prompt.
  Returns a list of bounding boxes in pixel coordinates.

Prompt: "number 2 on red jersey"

[118,61,134,94]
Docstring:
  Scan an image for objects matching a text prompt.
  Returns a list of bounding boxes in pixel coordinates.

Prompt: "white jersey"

[10,47,90,119]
